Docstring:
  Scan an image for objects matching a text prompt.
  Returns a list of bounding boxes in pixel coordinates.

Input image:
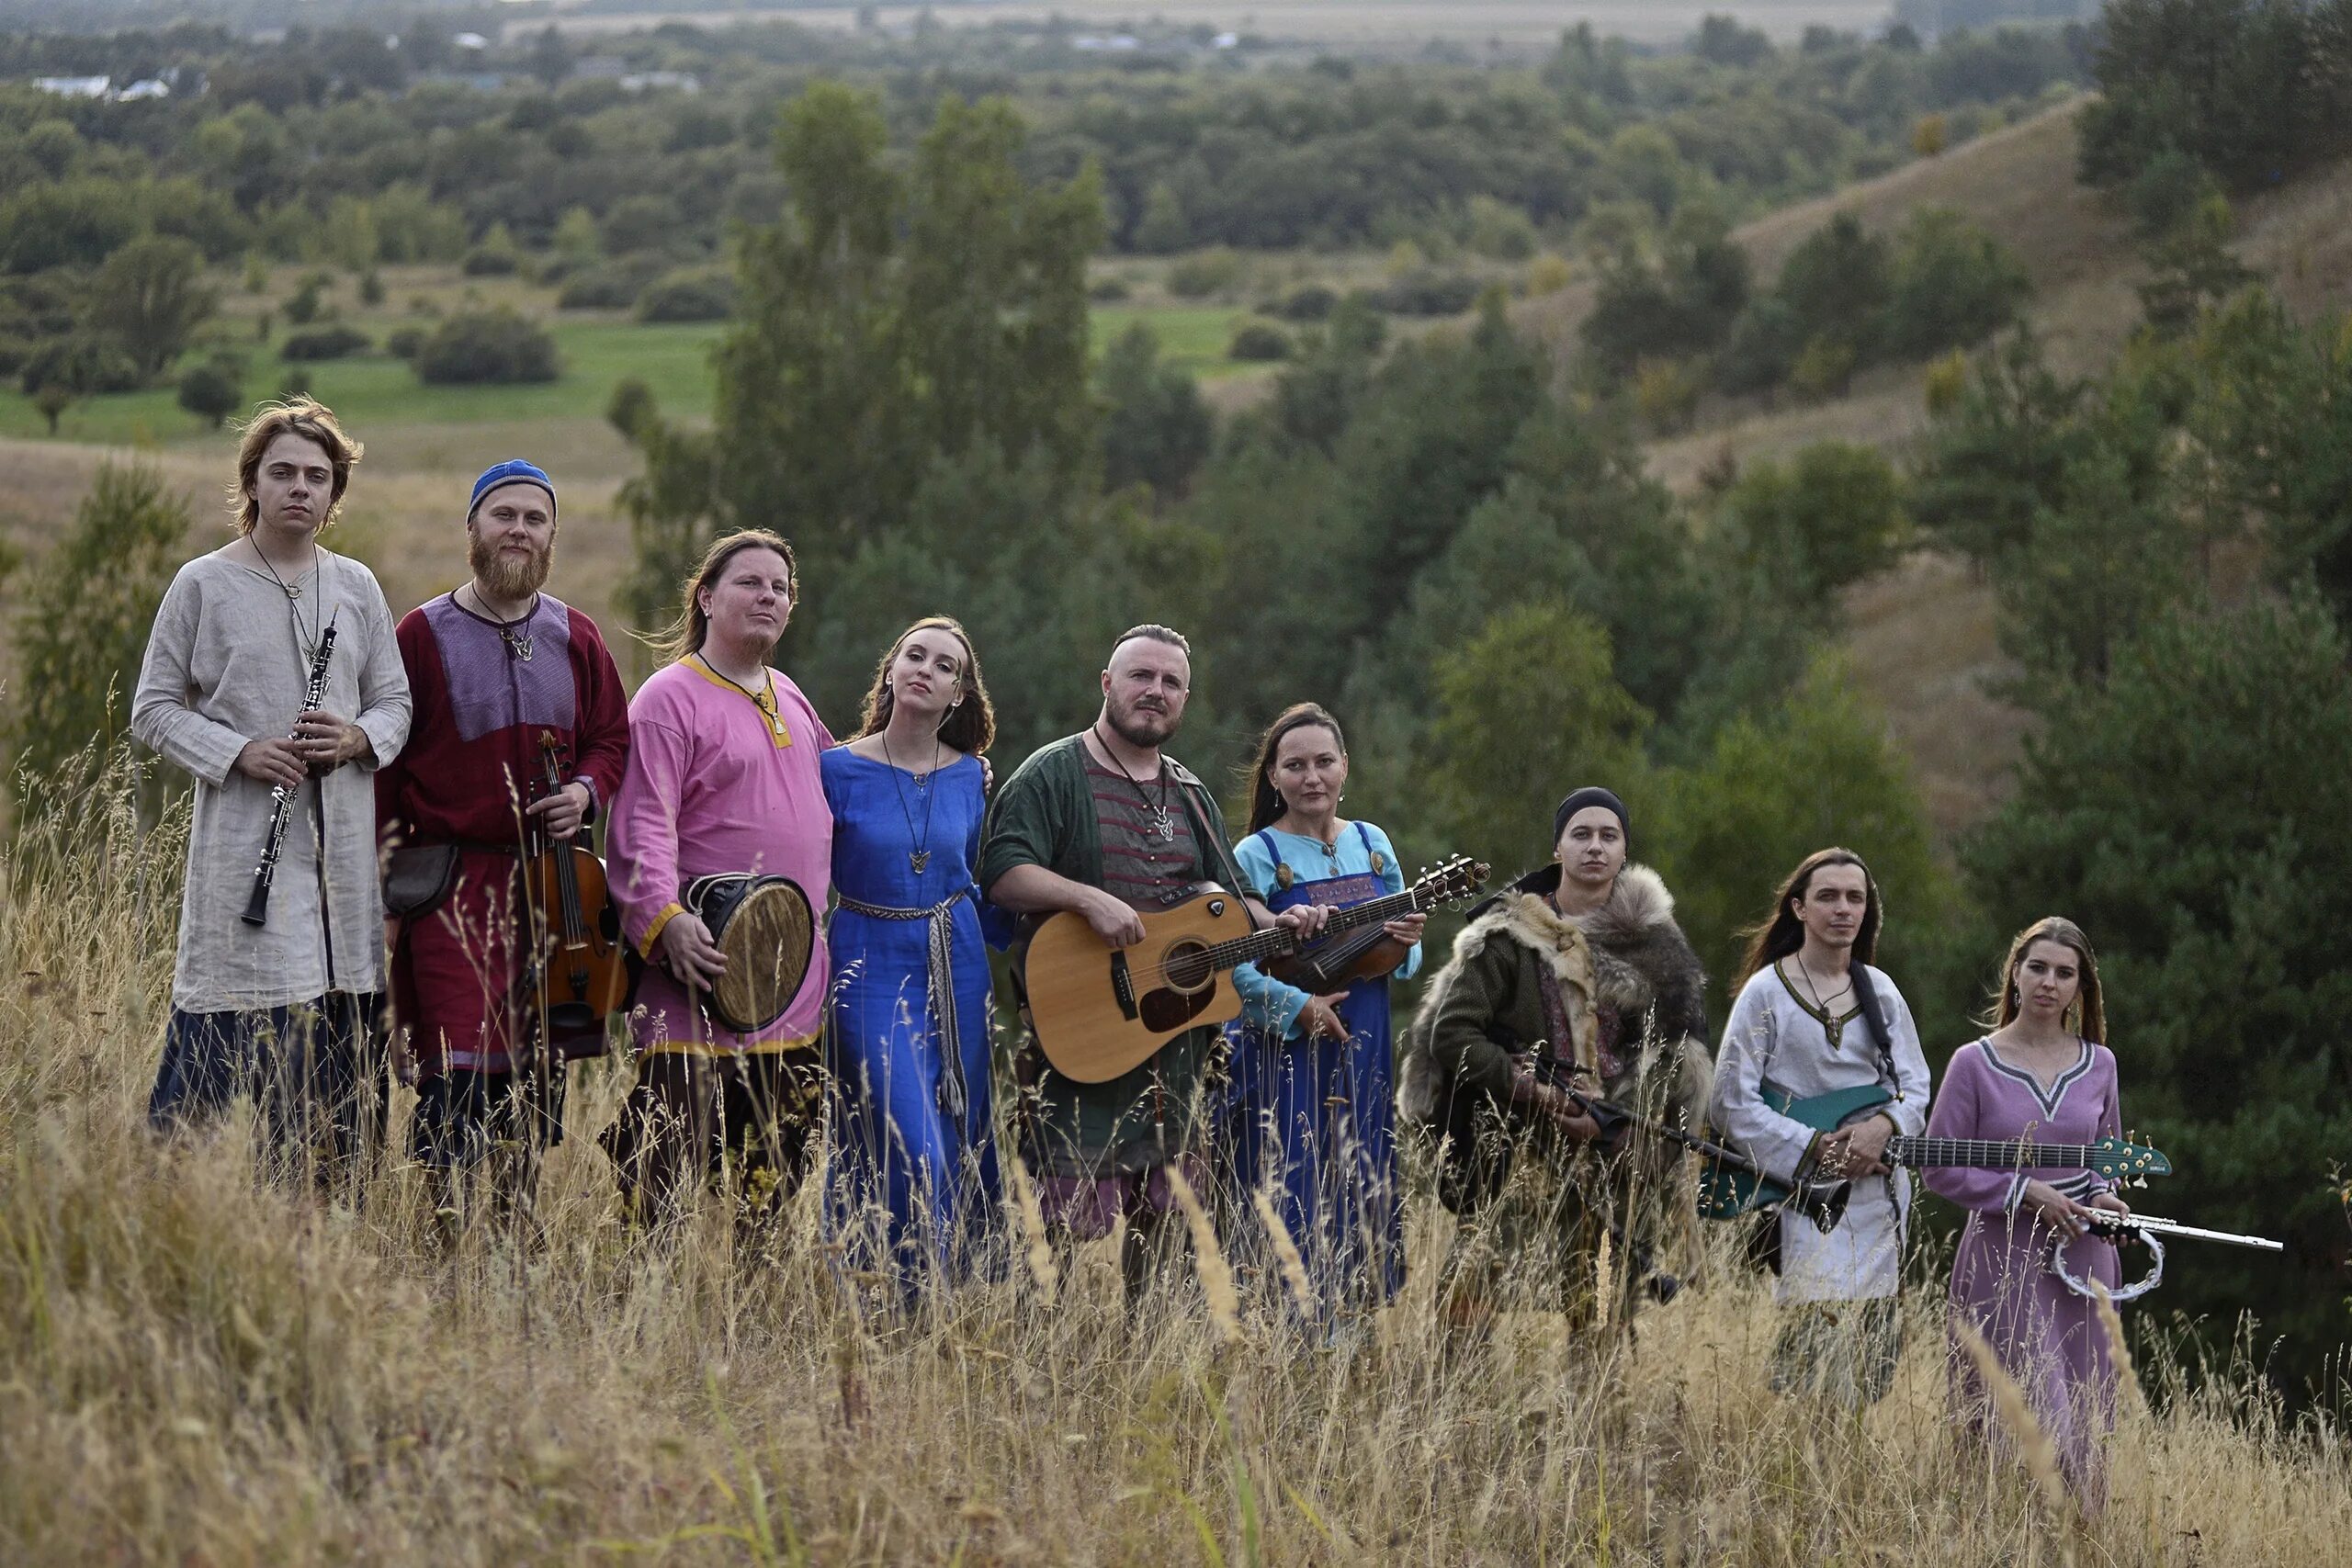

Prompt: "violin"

[523,730,628,1036]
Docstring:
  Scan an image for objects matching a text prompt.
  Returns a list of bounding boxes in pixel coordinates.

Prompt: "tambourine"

[684,873,815,1033]
[2050,1225,2165,1303]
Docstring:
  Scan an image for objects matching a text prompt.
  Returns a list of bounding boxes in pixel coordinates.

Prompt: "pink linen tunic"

[606,655,835,1055]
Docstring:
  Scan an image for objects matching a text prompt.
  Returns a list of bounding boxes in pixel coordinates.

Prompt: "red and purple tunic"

[376,592,631,1077]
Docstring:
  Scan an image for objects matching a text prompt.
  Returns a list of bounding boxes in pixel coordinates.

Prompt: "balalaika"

[242,618,337,928]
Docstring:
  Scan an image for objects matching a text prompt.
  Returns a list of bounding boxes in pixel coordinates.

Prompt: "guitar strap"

[1847,957,1912,1261]
[1849,957,1897,1089]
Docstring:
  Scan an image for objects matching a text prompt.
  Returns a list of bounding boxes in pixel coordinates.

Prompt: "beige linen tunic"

[131,547,411,1012]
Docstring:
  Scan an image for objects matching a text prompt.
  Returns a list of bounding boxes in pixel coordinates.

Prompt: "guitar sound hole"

[1163,941,1212,991]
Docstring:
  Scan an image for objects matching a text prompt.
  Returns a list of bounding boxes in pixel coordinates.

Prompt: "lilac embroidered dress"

[1922,1038,2124,1505]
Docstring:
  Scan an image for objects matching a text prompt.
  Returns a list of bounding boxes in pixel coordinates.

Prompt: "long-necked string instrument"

[242,615,337,928]
[1532,1064,1854,1235]
[513,730,627,1041]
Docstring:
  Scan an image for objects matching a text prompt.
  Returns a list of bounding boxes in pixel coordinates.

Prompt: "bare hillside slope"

[1512,103,2352,839]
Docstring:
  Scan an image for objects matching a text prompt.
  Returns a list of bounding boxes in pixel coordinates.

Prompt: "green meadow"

[0,298,1269,448]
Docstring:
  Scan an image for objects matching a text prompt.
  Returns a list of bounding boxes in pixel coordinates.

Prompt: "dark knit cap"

[1553,785,1629,846]
[467,458,556,522]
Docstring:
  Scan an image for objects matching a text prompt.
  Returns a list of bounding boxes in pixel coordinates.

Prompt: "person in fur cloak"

[1399,786,1713,1340]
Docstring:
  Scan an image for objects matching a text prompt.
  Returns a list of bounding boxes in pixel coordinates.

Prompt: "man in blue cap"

[375,459,633,1235]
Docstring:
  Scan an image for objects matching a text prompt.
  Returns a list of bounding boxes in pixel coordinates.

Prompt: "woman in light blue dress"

[1228,703,1424,1327]
[821,617,1002,1302]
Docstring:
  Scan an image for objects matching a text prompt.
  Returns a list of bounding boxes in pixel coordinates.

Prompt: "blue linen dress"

[820,749,1001,1298]
[1227,821,1422,1324]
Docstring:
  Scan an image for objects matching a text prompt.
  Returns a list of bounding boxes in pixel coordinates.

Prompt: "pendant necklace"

[693,653,787,745]
[1788,957,1854,1050]
[463,584,540,662]
[1095,722,1175,843]
[878,729,942,875]
[253,543,323,663]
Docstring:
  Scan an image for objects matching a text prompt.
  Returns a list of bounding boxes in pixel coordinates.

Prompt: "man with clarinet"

[375,460,630,1237]
[132,397,411,1187]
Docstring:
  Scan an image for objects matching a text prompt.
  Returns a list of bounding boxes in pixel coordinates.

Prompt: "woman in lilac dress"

[1923,917,2131,1507]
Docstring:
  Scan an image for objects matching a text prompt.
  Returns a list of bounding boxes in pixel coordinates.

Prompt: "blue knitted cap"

[467,458,556,521]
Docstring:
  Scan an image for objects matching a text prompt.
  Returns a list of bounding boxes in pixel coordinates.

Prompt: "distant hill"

[1507,98,2352,839]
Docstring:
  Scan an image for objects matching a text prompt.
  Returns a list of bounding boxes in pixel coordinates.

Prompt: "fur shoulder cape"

[1400,863,1713,1128]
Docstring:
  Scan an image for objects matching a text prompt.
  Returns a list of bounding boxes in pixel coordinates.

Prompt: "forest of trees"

[0,12,2086,399]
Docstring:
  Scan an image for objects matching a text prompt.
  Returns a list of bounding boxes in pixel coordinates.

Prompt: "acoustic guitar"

[1023,856,1488,1084]
[1695,1081,2171,1221]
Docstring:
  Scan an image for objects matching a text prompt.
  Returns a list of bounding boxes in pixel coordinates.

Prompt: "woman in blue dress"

[821,616,1001,1303]
[1228,703,1425,1327]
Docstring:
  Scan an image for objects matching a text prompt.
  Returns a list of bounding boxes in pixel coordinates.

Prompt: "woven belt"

[834,886,974,1127]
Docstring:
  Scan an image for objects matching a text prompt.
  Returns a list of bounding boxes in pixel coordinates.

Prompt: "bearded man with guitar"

[375,460,631,1233]
[978,626,1329,1301]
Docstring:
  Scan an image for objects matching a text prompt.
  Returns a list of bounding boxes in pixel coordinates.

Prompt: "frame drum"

[685,874,816,1034]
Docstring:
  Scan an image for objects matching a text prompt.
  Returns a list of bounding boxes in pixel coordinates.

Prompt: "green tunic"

[978,733,1251,1179]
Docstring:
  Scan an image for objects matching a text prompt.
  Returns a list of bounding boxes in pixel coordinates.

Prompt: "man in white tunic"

[131,398,410,1183]
[1710,848,1932,1406]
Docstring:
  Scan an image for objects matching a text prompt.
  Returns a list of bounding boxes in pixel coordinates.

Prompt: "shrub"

[1790,334,1857,400]
[461,245,520,276]
[635,267,736,323]
[178,356,245,429]
[1271,284,1337,322]
[1089,277,1131,302]
[606,376,658,444]
[1166,247,1243,299]
[385,325,426,360]
[558,255,668,310]
[1523,254,1573,296]
[279,325,372,362]
[1367,268,1483,316]
[1634,356,1705,434]
[21,335,141,397]
[1465,195,1539,262]
[602,194,685,256]
[3,461,192,772]
[284,277,323,325]
[413,309,560,385]
[1227,321,1294,362]
[1881,209,2031,360]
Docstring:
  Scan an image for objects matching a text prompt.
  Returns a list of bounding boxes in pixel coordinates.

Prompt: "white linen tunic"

[1710,963,1933,1303]
[131,547,410,1012]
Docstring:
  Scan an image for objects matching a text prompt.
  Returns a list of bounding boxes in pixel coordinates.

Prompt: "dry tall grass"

[3,761,2347,1564]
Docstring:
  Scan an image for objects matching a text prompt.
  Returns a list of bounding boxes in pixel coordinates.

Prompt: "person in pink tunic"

[602,529,834,1229]
[1923,916,2132,1509]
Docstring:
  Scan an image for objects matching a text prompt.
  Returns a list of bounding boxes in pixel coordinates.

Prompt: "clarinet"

[242,621,338,928]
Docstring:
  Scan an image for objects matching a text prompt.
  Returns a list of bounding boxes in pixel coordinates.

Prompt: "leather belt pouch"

[383,843,461,920]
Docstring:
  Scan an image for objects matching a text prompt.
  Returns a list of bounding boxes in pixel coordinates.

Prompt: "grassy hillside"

[1510,98,2352,837]
[2,772,2347,1562]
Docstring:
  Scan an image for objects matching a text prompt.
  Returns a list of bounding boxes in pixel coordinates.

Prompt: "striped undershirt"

[1084,751,1205,909]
